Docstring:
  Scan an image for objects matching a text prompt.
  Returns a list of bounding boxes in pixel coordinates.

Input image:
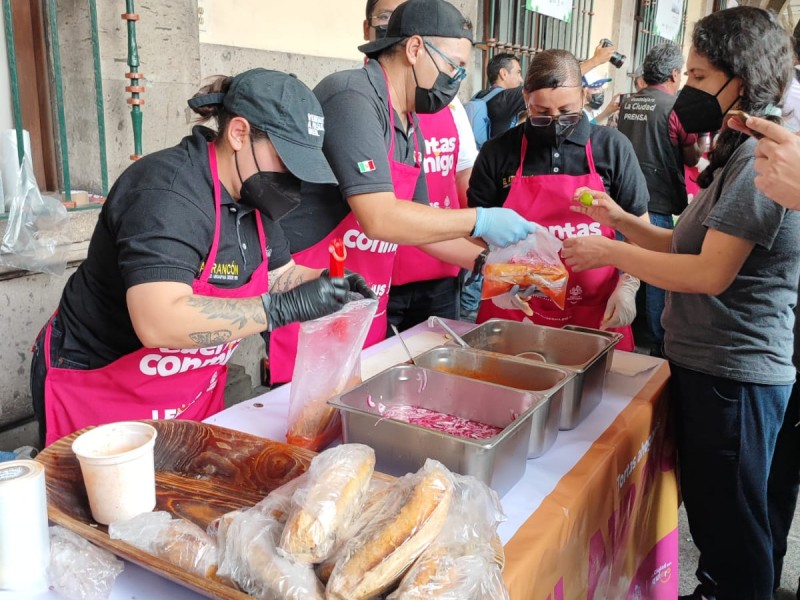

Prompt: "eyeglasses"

[526,113,582,127]
[368,12,392,25]
[424,40,467,83]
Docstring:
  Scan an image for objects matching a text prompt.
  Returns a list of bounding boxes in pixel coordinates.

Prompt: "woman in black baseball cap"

[29,68,372,446]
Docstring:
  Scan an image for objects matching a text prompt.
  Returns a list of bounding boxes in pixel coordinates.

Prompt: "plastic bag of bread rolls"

[214,507,324,599]
[108,511,217,578]
[315,477,392,584]
[326,459,454,600]
[388,474,510,599]
[280,444,375,563]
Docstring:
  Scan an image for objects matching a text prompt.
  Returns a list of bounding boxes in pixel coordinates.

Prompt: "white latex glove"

[601,273,640,330]
[491,285,535,316]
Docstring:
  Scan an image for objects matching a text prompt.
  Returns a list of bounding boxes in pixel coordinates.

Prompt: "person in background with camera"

[563,8,800,597]
[582,69,621,126]
[468,49,648,350]
[616,42,706,357]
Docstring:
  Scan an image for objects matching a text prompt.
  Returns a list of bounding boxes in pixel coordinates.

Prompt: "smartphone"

[726,109,763,139]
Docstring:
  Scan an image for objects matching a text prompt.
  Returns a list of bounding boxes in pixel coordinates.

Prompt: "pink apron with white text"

[477,136,635,351]
[392,107,461,285]
[43,142,270,445]
[269,63,421,384]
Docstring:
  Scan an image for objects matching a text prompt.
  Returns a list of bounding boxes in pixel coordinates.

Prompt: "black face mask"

[235,143,301,221]
[588,92,605,110]
[673,77,736,133]
[414,70,460,114]
[525,119,578,148]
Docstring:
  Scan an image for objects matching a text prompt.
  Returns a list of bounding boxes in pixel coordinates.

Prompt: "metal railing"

[632,0,690,77]
[1,0,142,205]
[480,0,595,85]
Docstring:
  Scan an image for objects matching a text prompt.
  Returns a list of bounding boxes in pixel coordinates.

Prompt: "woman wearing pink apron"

[31,69,353,445]
[476,136,636,351]
[469,50,651,352]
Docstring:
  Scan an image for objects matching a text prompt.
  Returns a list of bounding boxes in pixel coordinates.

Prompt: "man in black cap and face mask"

[468,49,649,349]
[269,0,537,385]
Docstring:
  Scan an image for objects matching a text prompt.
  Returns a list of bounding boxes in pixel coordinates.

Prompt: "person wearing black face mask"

[562,7,800,598]
[28,68,376,446]
[268,0,538,386]
[468,49,649,350]
[362,0,481,333]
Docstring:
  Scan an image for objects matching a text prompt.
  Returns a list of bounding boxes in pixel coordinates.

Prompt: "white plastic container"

[72,421,157,525]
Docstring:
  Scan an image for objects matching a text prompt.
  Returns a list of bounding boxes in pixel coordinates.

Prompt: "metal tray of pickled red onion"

[412,346,575,459]
[328,364,535,495]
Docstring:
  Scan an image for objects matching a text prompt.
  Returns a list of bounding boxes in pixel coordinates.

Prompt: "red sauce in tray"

[382,405,503,440]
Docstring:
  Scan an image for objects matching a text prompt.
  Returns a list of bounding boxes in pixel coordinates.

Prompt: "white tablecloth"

[5,320,662,599]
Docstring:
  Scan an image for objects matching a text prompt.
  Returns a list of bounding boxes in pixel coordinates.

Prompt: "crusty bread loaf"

[152,519,218,578]
[280,444,375,563]
[241,515,325,600]
[316,480,393,584]
[326,464,453,600]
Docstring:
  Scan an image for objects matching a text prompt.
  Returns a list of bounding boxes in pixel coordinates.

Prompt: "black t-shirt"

[475,86,526,139]
[468,115,649,217]
[279,59,429,252]
[57,126,291,368]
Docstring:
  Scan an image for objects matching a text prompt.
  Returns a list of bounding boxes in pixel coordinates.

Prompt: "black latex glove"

[262,276,348,331]
[320,269,377,300]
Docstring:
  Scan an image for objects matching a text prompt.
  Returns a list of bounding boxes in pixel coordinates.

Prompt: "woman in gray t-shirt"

[561,7,799,600]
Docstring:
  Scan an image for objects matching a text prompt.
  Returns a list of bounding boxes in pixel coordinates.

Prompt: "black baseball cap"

[188,69,336,185]
[358,0,473,58]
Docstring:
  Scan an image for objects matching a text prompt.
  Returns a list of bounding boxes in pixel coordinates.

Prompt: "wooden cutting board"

[36,420,319,599]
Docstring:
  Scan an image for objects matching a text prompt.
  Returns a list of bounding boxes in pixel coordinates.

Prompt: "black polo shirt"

[468,115,649,217]
[279,59,429,253]
[57,126,291,368]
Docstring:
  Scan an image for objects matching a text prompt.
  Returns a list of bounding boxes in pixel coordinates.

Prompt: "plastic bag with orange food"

[481,227,569,310]
[286,298,378,451]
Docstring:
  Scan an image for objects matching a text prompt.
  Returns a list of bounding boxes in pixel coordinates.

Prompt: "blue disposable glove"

[473,207,536,248]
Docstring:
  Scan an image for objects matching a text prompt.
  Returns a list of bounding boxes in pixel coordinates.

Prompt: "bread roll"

[316,479,392,584]
[108,512,217,578]
[280,444,375,563]
[326,463,453,600]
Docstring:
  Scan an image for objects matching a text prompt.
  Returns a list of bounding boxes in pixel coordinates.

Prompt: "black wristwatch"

[466,248,490,284]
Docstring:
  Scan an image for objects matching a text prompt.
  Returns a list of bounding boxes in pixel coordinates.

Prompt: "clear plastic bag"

[481,227,569,309]
[279,444,375,563]
[214,508,324,599]
[388,474,510,599]
[108,511,217,578]
[286,298,378,450]
[326,459,454,600]
[0,153,69,275]
[48,526,124,600]
[315,477,391,584]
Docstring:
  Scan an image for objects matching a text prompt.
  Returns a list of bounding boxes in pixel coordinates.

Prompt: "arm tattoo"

[186,296,267,329]
[270,265,309,293]
[189,329,233,346]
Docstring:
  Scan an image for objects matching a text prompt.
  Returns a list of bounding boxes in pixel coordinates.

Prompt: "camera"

[601,38,626,69]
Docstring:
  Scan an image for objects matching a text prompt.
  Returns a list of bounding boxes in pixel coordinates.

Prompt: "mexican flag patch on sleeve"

[357,160,376,173]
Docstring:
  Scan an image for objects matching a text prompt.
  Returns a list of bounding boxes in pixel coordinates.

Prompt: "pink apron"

[43,142,270,445]
[477,136,635,351]
[269,64,421,384]
[392,107,461,285]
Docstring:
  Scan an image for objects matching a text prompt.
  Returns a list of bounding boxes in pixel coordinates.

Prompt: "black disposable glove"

[261,276,348,331]
[321,269,377,300]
